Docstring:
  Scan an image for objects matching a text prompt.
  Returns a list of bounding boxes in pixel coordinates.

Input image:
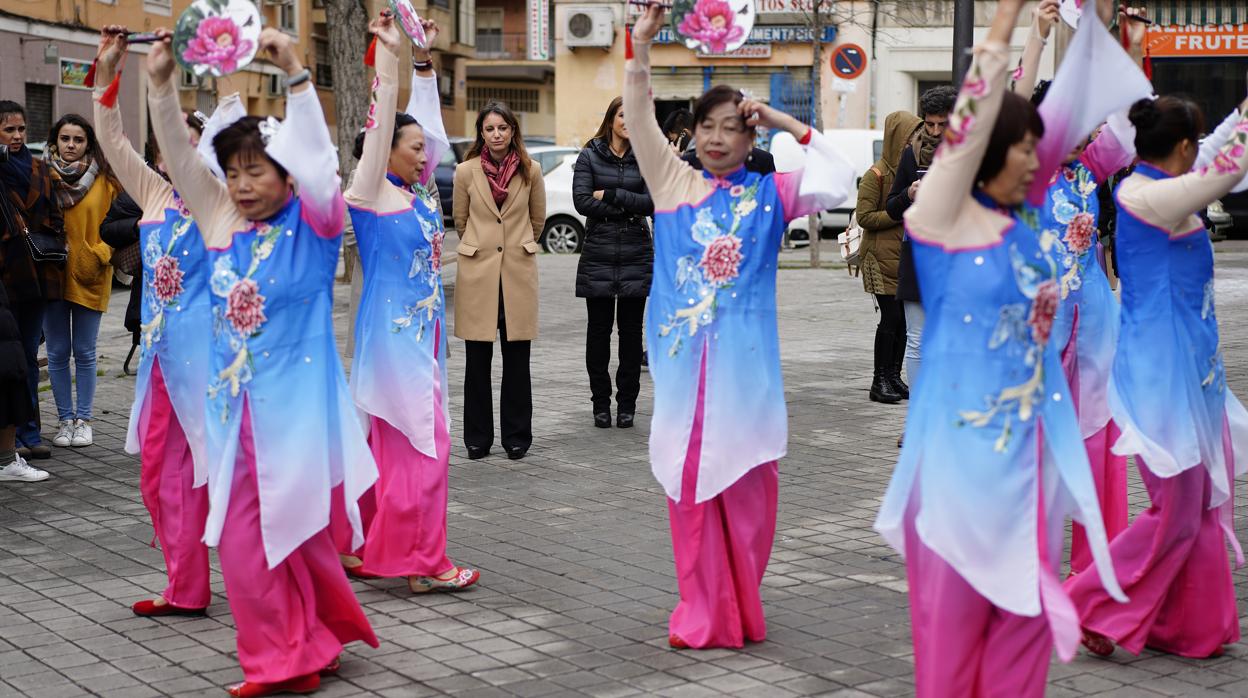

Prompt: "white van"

[770,128,884,245]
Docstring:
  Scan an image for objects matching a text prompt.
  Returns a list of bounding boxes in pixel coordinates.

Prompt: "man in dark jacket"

[885,85,957,384]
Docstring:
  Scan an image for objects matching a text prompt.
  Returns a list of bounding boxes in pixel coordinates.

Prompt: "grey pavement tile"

[3,251,1248,697]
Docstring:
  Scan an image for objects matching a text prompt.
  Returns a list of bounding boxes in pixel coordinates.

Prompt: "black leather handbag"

[0,190,66,263]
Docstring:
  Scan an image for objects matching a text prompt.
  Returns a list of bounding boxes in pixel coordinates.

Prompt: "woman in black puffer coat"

[573,96,654,429]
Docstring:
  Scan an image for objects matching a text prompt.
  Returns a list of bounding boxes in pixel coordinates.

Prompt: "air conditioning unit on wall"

[564,6,614,49]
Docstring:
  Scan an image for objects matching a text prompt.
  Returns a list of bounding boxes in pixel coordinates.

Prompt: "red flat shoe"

[668,634,689,650]
[225,673,320,697]
[132,599,208,617]
[1082,630,1114,657]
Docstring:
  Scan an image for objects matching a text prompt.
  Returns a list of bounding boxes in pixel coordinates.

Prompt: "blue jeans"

[43,301,103,422]
[903,301,924,385]
[12,298,44,446]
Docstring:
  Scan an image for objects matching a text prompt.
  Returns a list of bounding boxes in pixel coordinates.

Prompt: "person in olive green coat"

[855,110,921,404]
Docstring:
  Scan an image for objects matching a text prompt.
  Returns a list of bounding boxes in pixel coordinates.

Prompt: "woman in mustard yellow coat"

[453,102,544,461]
[43,113,119,450]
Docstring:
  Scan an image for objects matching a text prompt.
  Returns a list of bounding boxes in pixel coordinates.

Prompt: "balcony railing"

[474,31,552,59]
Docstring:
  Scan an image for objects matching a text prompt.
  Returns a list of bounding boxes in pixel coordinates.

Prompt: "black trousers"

[585,296,645,414]
[463,297,532,451]
[874,293,907,373]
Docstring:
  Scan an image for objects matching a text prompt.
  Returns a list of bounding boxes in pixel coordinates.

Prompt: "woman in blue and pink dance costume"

[91,26,243,619]
[1010,1,1149,573]
[338,13,479,592]
[626,4,854,649]
[873,1,1130,694]
[145,26,379,697]
[1068,92,1248,660]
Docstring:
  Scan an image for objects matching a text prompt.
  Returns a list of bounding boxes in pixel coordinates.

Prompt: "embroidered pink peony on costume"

[677,0,746,54]
[700,235,744,286]
[153,256,186,304]
[182,17,254,74]
[1064,212,1096,254]
[1028,279,1059,345]
[225,279,267,337]
[430,231,444,274]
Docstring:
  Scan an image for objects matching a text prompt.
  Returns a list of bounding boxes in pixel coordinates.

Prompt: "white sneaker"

[52,420,74,447]
[70,420,93,447]
[0,455,49,482]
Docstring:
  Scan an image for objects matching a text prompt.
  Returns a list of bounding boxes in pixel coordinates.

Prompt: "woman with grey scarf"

[43,113,120,449]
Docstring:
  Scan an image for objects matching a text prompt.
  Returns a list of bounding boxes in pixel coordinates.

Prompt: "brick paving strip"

[3,247,1248,697]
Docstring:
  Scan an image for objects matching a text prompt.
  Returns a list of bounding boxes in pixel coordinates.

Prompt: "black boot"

[870,329,903,404]
[889,310,910,399]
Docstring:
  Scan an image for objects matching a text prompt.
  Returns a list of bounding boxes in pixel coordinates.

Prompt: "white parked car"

[541,151,588,253]
[770,128,884,246]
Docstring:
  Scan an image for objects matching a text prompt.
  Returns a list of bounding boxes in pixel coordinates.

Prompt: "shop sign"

[527,0,550,61]
[696,44,773,59]
[59,58,92,89]
[652,24,835,45]
[1145,24,1248,57]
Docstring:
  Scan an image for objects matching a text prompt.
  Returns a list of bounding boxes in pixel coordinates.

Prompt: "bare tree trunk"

[324,0,371,178]
[808,1,823,269]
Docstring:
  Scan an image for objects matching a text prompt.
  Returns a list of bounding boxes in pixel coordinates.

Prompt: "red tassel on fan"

[625,28,634,60]
[99,73,123,108]
[84,59,98,88]
[364,37,378,67]
[1143,48,1152,80]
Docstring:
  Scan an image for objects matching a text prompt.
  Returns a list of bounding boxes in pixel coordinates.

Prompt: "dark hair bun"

[1128,98,1161,131]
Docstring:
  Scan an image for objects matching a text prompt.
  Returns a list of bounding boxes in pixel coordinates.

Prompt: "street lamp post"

[952,0,974,85]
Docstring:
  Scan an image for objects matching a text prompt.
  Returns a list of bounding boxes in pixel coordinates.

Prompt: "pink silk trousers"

[137,358,211,609]
[666,353,779,649]
[1061,318,1129,574]
[1065,454,1239,658]
[219,400,379,683]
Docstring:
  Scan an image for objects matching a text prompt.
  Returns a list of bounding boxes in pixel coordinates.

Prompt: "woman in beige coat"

[453,102,544,461]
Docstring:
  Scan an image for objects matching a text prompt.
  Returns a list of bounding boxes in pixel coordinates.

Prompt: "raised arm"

[1195,107,1248,194]
[625,5,710,211]
[345,14,402,208]
[258,28,343,238]
[906,7,1019,240]
[1012,0,1058,98]
[404,19,448,189]
[145,29,239,248]
[92,27,169,214]
[773,129,855,222]
[198,92,245,181]
[1123,100,1248,231]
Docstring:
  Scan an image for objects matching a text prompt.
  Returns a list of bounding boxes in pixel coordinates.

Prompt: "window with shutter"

[458,0,477,46]
[24,84,53,145]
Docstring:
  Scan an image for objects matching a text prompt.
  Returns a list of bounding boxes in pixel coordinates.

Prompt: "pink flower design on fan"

[1028,279,1059,346]
[677,0,746,54]
[699,234,743,286]
[1064,213,1095,255]
[225,278,267,337]
[182,17,253,74]
[152,256,185,304]
[1212,152,1241,175]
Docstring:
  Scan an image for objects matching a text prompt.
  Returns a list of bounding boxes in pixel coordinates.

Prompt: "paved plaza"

[5,244,1248,697]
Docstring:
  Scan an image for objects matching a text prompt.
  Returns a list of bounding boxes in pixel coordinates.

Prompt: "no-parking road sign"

[830,43,867,80]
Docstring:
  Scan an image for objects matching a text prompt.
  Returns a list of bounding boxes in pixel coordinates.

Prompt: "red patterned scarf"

[480,150,519,208]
